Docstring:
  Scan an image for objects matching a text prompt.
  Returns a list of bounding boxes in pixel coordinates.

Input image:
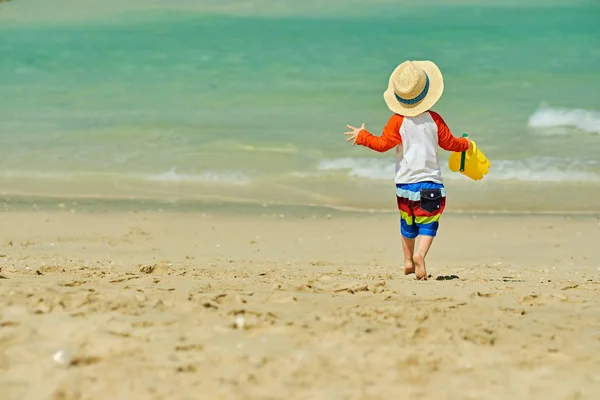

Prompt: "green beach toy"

[460,133,468,172]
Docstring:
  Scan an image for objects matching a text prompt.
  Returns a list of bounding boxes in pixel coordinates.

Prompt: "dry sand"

[1,210,599,399]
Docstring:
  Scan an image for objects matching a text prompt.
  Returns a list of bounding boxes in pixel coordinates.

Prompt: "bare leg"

[413,235,435,280]
[401,235,416,275]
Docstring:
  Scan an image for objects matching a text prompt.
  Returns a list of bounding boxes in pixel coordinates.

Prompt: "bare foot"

[413,253,427,280]
[404,260,415,275]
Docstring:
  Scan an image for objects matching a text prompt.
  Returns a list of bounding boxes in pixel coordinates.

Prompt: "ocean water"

[1,0,599,212]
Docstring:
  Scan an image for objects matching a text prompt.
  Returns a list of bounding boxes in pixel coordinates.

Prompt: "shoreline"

[3,197,600,217]
[2,193,600,217]
[0,183,600,217]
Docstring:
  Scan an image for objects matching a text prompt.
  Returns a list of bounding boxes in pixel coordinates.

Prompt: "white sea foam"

[318,157,394,180]
[317,157,600,182]
[0,168,253,185]
[484,158,599,182]
[528,105,600,134]
[145,168,251,184]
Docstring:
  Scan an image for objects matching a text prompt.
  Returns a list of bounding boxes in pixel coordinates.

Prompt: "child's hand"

[344,123,365,145]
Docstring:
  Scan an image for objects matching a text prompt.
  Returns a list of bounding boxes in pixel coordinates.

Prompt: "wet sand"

[1,211,599,399]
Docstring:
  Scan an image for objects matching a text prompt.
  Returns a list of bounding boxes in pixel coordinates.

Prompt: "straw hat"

[383,60,444,117]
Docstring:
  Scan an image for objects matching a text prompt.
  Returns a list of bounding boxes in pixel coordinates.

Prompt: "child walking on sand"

[344,60,471,280]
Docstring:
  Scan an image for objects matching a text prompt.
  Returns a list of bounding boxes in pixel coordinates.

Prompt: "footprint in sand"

[435,275,459,281]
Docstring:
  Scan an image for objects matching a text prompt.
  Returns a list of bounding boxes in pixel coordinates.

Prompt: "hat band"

[394,73,430,105]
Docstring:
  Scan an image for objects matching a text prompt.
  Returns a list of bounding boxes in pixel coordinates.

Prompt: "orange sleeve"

[430,111,469,152]
[355,114,403,152]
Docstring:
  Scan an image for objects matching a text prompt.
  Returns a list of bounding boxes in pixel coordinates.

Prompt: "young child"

[344,60,471,280]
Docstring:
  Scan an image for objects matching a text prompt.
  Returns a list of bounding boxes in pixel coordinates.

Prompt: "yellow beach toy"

[448,134,490,181]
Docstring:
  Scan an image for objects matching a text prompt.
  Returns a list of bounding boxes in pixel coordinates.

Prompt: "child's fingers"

[346,125,356,130]
[344,131,354,136]
[346,135,356,142]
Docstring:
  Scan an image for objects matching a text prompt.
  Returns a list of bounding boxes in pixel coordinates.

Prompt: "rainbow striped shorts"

[396,182,446,239]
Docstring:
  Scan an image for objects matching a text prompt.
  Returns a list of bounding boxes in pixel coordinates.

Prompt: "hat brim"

[383,61,444,117]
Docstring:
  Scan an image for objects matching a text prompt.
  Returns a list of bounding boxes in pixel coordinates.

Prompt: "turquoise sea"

[1,0,599,212]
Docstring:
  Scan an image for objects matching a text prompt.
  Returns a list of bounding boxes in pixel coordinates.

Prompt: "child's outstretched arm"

[430,111,470,152]
[345,114,403,152]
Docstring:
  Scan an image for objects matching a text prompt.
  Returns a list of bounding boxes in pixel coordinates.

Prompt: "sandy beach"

[1,208,599,399]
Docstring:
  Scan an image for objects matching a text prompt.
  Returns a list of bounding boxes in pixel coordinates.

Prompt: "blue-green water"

[1,0,599,210]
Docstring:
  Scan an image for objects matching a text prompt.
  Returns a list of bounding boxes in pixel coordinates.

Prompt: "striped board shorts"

[396,181,446,239]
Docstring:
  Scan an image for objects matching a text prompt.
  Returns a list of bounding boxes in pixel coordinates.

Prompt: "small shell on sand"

[234,316,246,330]
[53,349,72,366]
